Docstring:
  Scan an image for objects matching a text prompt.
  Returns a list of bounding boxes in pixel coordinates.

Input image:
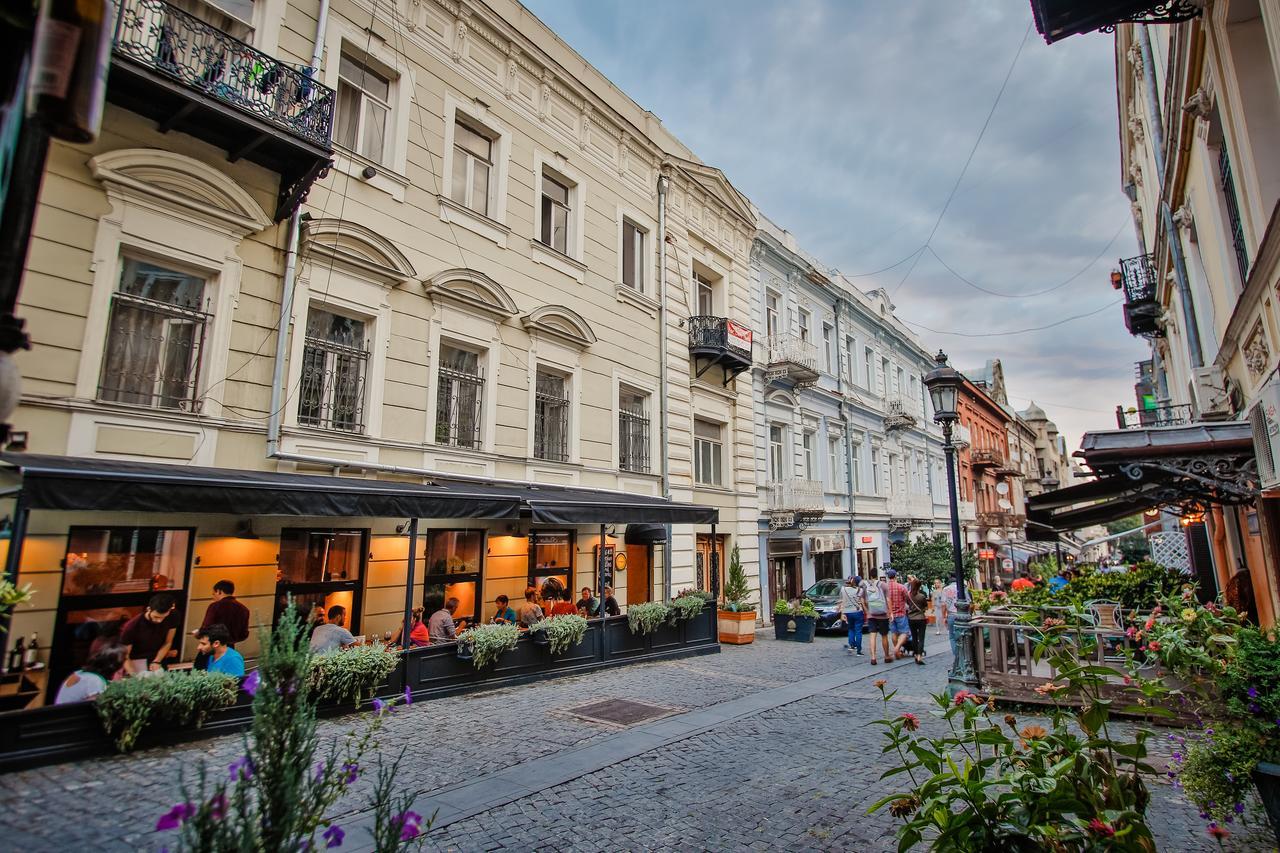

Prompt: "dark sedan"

[804,579,845,632]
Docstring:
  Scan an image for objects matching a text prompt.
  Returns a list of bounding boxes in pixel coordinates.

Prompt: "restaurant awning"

[1029,0,1202,44]
[0,454,719,525]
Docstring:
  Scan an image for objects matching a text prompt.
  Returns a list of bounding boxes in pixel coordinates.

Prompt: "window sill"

[529,239,586,283]
[438,196,509,248]
[615,284,658,316]
[332,149,408,202]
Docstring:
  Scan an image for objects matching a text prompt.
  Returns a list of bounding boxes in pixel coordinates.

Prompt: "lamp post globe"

[922,350,980,696]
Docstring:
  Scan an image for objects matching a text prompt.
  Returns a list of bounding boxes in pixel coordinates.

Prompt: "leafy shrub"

[675,588,715,605]
[97,669,239,752]
[888,534,976,587]
[773,598,819,618]
[627,602,670,635]
[1005,561,1189,612]
[457,622,519,669]
[668,595,706,623]
[773,599,792,616]
[1174,727,1264,827]
[529,614,588,655]
[720,545,754,612]
[309,643,400,707]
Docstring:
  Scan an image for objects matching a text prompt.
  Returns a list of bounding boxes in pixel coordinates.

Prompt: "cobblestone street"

[0,632,1271,852]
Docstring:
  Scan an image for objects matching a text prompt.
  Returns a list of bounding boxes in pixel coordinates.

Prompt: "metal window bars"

[98,292,209,411]
[618,398,650,473]
[1218,146,1250,285]
[533,373,569,462]
[435,363,484,448]
[298,336,368,432]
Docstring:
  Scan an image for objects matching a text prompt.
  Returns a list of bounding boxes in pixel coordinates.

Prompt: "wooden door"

[625,544,650,604]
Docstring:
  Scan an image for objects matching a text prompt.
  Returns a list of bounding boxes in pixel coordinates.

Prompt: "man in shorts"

[883,568,912,660]
[863,569,892,665]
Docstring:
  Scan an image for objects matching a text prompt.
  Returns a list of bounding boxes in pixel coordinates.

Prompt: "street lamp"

[922,350,980,696]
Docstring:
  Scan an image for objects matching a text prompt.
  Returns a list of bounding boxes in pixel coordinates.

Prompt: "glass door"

[275,528,367,636]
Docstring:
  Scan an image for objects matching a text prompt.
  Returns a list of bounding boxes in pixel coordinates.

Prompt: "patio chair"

[1085,599,1126,661]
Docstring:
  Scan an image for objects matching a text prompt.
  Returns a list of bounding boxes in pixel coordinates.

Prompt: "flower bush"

[96,669,240,752]
[626,601,670,635]
[1001,561,1188,612]
[528,614,587,655]
[668,594,707,623]
[309,642,401,707]
[456,622,519,669]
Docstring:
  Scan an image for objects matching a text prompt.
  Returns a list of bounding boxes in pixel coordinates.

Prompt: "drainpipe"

[1137,25,1204,369]
[657,169,672,601]
[833,297,856,578]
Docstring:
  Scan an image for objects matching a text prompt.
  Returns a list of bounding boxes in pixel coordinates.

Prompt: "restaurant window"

[534,368,570,462]
[621,218,646,292]
[335,50,391,164]
[768,423,785,483]
[424,529,484,628]
[449,118,494,217]
[298,307,368,433]
[98,258,208,412]
[814,551,842,582]
[276,528,366,633]
[435,344,484,449]
[619,387,650,473]
[765,292,779,338]
[539,171,572,255]
[693,418,723,487]
[695,271,714,316]
[51,527,195,703]
[529,530,573,595]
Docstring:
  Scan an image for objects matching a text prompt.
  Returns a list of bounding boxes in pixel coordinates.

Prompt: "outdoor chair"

[1085,599,1126,662]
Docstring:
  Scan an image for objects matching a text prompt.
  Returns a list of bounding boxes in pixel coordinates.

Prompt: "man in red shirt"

[1011,571,1036,592]
[193,580,251,670]
[882,569,912,660]
[121,593,181,674]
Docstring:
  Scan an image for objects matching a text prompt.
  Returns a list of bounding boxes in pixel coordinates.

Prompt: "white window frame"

[871,447,881,495]
[439,94,512,246]
[802,431,816,481]
[531,150,587,281]
[524,342,582,466]
[765,291,780,338]
[693,418,724,487]
[798,308,811,342]
[768,423,787,483]
[615,205,656,297]
[822,323,834,373]
[335,51,392,165]
[827,435,842,490]
[845,335,856,386]
[851,440,863,493]
[296,305,370,434]
[864,346,874,389]
[617,385,652,474]
[433,340,487,450]
[612,369,659,476]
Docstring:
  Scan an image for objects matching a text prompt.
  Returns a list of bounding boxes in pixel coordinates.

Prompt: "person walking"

[906,578,929,665]
[882,569,911,661]
[864,568,891,665]
[931,579,948,635]
[836,575,868,656]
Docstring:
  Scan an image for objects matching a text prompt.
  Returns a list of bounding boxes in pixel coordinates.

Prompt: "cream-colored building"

[5,0,760,688]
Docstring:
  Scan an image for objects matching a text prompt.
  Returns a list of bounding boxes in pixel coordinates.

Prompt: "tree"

[1107,514,1151,563]
[889,534,977,587]
[720,545,753,612]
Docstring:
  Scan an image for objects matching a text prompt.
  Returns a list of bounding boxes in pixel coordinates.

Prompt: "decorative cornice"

[423,267,518,318]
[521,304,597,348]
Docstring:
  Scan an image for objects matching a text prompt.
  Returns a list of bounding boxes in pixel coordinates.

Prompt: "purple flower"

[208,793,227,821]
[340,762,359,785]
[393,810,423,841]
[403,686,412,706]
[323,825,345,848]
[229,755,255,781]
[372,698,389,715]
[315,761,327,783]
[241,669,261,697]
[1235,802,1246,815]
[1250,702,1262,714]
[156,802,196,831]
[1248,687,1259,699]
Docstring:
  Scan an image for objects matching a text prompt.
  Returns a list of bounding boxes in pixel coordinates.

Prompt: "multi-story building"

[750,217,950,611]
[3,0,762,695]
[1019,402,1069,494]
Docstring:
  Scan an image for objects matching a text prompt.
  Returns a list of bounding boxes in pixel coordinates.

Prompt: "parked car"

[803,579,844,632]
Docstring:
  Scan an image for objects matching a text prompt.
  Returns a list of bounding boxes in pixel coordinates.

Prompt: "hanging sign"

[1001,558,1014,570]
[979,548,996,560]
[861,536,873,544]
[726,320,753,351]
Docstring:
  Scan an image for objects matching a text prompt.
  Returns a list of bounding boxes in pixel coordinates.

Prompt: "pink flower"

[1207,824,1230,840]
[156,802,196,831]
[1088,818,1115,837]
[900,713,920,731]
[1148,640,1161,652]
[953,691,971,706]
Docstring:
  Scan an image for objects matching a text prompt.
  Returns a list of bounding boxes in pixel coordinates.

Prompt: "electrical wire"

[900,298,1121,337]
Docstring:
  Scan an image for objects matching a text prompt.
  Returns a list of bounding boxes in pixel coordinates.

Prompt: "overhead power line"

[901,298,1121,337]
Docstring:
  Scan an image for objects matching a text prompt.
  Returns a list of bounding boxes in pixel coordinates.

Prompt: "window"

[909,375,918,400]
[765,293,780,338]
[798,309,811,342]
[881,357,890,395]
[822,324,834,372]
[424,529,484,628]
[335,51,390,163]
[533,368,570,462]
[864,347,874,388]
[298,307,368,433]
[851,441,863,492]
[621,219,646,291]
[1218,145,1249,285]
[768,424,785,482]
[695,271,714,316]
[529,530,573,594]
[887,453,898,495]
[540,172,572,254]
[449,119,493,216]
[814,551,842,582]
[871,448,881,494]
[802,431,815,481]
[276,528,367,633]
[693,419,723,487]
[98,258,208,411]
[435,344,484,449]
[845,336,856,385]
[619,388,650,473]
[896,367,905,397]
[827,436,842,489]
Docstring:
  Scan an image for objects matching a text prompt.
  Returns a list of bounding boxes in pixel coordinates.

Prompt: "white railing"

[887,494,933,519]
[766,479,825,512]
[952,423,972,449]
[766,335,819,372]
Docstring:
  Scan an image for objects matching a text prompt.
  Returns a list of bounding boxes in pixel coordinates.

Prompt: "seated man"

[575,586,599,616]
[310,605,357,655]
[196,624,245,676]
[429,597,461,643]
[490,595,517,625]
[601,586,621,617]
[517,586,544,628]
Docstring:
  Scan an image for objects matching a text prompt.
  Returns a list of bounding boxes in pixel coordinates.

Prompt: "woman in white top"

[836,575,869,656]
[931,579,948,635]
[54,645,126,705]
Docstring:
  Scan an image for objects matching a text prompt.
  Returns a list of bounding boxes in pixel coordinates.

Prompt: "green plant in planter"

[528,614,587,655]
[668,595,706,623]
[309,642,400,707]
[96,669,240,752]
[675,588,715,605]
[773,599,793,617]
[627,601,670,635]
[0,579,32,632]
[793,598,818,618]
[457,622,519,668]
[719,545,754,613]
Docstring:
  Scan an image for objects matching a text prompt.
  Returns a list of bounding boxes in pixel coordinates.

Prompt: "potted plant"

[789,598,818,643]
[717,545,755,645]
[528,614,588,655]
[627,601,670,636]
[773,599,793,640]
[308,642,400,707]
[456,623,519,669]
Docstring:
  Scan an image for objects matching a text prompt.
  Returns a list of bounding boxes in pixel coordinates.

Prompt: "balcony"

[951,422,971,450]
[1114,253,1162,337]
[957,500,977,523]
[110,0,336,220]
[977,511,1025,531]
[1115,402,1194,429]
[883,398,918,432]
[765,335,819,388]
[766,479,825,530]
[888,494,933,529]
[688,316,752,385]
[970,449,1003,469]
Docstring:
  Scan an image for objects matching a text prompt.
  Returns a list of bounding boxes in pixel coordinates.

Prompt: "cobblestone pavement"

[0,631,1272,851]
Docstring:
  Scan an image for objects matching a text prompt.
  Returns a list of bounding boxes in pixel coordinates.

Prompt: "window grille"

[436,346,484,449]
[98,259,208,411]
[534,370,570,462]
[1218,146,1250,284]
[298,308,367,432]
[618,390,650,473]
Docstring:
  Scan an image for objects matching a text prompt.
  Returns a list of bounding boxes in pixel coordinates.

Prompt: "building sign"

[726,320,753,351]
[978,548,996,560]
[861,536,873,544]
[1001,558,1014,570]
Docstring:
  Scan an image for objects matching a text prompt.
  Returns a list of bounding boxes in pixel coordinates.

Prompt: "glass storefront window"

[423,530,484,626]
[529,531,573,599]
[63,528,191,595]
[279,529,364,583]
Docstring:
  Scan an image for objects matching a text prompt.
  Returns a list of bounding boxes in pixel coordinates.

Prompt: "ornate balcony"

[110,0,336,220]
[765,335,819,388]
[977,511,1025,531]
[888,494,933,529]
[688,316,752,385]
[970,449,1003,469]
[1115,403,1194,429]
[766,479,825,530]
[950,422,972,450]
[1031,0,1202,44]
[883,398,918,432]
[1115,253,1162,337]
[957,500,977,523]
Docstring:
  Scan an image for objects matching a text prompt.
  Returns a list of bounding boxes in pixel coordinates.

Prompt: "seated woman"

[490,595,517,624]
[550,586,578,617]
[55,645,126,705]
[387,606,430,648]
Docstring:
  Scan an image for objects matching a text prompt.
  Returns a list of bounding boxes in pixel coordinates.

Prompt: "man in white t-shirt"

[309,605,357,655]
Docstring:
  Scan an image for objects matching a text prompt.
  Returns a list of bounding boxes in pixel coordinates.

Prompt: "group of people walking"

[834,569,957,665]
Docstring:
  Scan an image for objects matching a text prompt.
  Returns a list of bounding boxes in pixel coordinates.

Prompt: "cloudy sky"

[523,0,1149,453]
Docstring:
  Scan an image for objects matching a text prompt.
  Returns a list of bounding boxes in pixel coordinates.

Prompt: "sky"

[521,0,1149,454]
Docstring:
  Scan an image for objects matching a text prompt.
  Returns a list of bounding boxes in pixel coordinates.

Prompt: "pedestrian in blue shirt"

[197,624,246,677]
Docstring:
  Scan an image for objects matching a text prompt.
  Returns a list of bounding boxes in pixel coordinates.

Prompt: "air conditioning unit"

[1248,379,1280,490]
[1191,366,1233,420]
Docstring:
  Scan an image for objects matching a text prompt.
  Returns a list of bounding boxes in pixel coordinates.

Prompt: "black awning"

[625,523,668,544]
[1029,0,1202,44]
[1026,474,1167,532]
[0,454,718,525]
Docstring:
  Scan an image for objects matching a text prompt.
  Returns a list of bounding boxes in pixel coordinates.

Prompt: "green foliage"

[96,669,239,752]
[871,611,1163,851]
[457,622,520,669]
[774,598,818,617]
[1176,728,1263,827]
[888,535,976,587]
[627,601,670,635]
[528,614,588,655]
[0,579,33,633]
[1006,561,1187,612]
[675,588,715,605]
[773,598,792,616]
[309,643,400,707]
[720,545,754,612]
[667,595,706,623]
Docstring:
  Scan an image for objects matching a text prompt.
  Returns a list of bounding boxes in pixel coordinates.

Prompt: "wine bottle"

[23,632,38,668]
[8,636,25,672]
[27,0,112,143]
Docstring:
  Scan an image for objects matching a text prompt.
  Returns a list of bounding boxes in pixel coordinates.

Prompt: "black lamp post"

[922,350,980,695]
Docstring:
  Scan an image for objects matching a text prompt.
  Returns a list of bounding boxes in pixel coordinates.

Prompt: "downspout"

[1137,25,1204,369]
[834,297,856,578]
[657,169,672,601]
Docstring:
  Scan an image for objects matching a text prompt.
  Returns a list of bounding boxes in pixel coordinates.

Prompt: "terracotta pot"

[717,609,756,644]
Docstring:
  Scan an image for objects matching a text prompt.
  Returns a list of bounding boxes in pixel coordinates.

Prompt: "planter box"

[773,618,790,640]
[718,609,756,644]
[1254,761,1280,846]
[790,614,817,643]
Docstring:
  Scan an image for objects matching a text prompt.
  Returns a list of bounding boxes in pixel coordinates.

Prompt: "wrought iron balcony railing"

[977,511,1024,531]
[114,0,336,146]
[688,316,752,385]
[1115,403,1193,429]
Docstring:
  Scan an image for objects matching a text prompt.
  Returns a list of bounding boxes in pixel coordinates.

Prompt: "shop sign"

[860,536,873,544]
[978,548,996,560]
[1001,558,1014,570]
[726,320,753,351]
